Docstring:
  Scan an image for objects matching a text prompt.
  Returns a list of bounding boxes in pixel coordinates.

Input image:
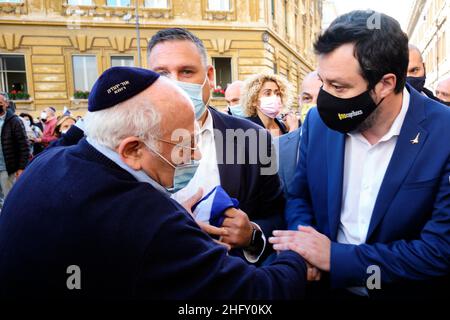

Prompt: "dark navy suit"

[0,139,306,299]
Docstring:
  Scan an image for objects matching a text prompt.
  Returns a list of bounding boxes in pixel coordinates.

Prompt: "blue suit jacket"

[275,128,302,195]
[285,85,450,298]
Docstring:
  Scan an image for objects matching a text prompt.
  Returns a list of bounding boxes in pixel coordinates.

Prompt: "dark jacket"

[0,139,306,299]
[1,110,29,174]
[209,108,286,261]
[246,115,288,135]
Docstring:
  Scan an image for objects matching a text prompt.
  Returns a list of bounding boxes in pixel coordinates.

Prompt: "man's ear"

[376,73,397,100]
[117,137,144,170]
[207,65,215,89]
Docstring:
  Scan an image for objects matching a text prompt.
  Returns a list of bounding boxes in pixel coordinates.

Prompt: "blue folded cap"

[88,66,160,112]
[192,186,239,228]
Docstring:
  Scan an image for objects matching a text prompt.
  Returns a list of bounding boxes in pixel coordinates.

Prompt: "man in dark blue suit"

[270,10,450,299]
[0,67,307,299]
[146,28,284,263]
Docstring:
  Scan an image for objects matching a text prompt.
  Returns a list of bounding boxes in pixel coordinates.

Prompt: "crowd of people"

[0,95,78,209]
[0,9,449,301]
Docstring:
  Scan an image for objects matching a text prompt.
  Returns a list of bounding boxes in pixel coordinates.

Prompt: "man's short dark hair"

[147,28,208,65]
[314,10,409,93]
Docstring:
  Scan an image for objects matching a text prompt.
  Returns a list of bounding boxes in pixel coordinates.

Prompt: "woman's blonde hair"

[240,72,293,117]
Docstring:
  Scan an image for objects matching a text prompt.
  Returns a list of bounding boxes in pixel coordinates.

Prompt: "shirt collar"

[86,137,169,195]
[0,113,6,120]
[379,87,410,142]
[348,87,410,144]
[201,109,214,134]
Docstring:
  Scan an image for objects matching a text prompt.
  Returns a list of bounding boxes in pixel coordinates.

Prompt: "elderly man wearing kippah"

[0,67,308,299]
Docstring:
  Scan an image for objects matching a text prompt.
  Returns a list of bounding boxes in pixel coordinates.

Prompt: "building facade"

[407,0,449,90]
[0,0,322,115]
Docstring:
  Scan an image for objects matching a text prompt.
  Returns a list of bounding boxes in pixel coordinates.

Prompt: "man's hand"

[269,226,331,272]
[221,208,253,249]
[306,262,322,281]
[181,188,231,251]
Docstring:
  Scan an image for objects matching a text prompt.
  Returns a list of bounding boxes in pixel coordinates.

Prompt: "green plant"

[74,90,90,99]
[8,90,30,100]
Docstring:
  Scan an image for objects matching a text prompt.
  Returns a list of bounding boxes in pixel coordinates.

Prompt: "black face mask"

[316,87,384,133]
[406,76,426,93]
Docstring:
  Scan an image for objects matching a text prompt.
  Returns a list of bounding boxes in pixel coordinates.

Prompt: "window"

[0,55,28,94]
[72,55,97,92]
[145,0,168,8]
[107,0,130,6]
[0,0,22,3]
[111,56,134,67]
[208,0,230,11]
[212,57,232,89]
[67,0,92,5]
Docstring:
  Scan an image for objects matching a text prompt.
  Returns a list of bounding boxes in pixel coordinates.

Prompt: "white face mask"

[61,129,69,135]
[40,111,47,120]
[172,76,210,120]
[258,95,282,119]
[228,104,245,117]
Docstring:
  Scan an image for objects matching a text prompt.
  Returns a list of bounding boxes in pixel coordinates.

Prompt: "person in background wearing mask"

[0,93,29,210]
[225,80,245,117]
[19,113,42,157]
[241,73,293,137]
[272,10,450,299]
[54,115,76,138]
[298,71,323,123]
[147,28,285,264]
[0,66,309,299]
[35,107,58,147]
[406,44,441,102]
[436,77,450,106]
[275,70,323,196]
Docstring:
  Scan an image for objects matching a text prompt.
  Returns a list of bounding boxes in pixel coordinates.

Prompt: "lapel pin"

[410,132,420,144]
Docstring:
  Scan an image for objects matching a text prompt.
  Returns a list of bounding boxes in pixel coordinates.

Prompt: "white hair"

[84,97,161,151]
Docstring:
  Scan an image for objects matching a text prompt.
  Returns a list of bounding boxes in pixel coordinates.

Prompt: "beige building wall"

[0,0,321,115]
[407,0,450,91]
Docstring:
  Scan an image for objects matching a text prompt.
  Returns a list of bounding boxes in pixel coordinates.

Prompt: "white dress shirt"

[337,88,410,295]
[171,110,265,263]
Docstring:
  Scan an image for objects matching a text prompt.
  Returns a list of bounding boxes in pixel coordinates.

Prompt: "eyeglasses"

[155,137,199,151]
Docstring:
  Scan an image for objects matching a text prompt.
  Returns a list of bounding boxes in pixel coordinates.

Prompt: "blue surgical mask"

[144,142,200,193]
[229,104,245,118]
[173,76,210,119]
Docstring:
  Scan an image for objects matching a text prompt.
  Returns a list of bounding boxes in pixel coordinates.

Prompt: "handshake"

[269,226,331,282]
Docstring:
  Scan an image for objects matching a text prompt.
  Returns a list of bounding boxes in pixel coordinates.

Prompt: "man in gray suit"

[276,71,322,195]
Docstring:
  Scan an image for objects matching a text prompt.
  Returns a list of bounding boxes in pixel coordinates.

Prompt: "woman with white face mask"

[240,73,294,137]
